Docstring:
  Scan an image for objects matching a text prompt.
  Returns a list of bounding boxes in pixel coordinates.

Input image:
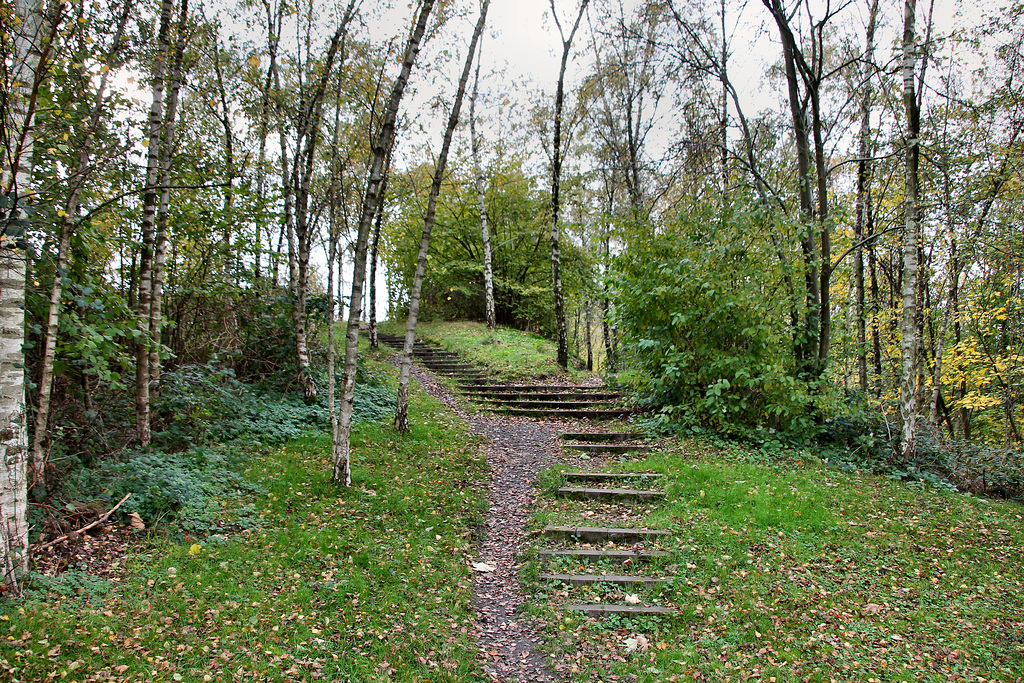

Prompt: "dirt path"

[407,364,565,682]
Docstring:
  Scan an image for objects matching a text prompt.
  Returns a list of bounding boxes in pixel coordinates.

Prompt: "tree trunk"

[135,0,175,447]
[549,0,590,370]
[854,0,880,394]
[585,300,593,371]
[335,0,435,484]
[469,32,496,330]
[369,147,393,350]
[150,0,189,393]
[289,4,357,405]
[395,0,490,433]
[900,0,921,462]
[30,3,128,492]
[602,231,615,373]
[1,0,55,595]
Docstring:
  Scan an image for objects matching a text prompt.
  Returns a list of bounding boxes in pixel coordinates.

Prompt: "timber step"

[494,408,632,419]
[465,391,622,401]
[557,487,665,501]
[484,400,615,410]
[538,573,666,587]
[538,548,670,563]
[460,384,612,392]
[543,525,669,543]
[560,432,644,443]
[562,472,663,484]
[562,443,652,454]
[567,604,677,616]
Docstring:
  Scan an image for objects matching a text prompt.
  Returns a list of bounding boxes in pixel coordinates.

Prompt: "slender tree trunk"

[135,0,174,447]
[395,0,490,433]
[602,231,615,373]
[335,0,435,484]
[469,31,496,330]
[1,0,56,595]
[854,0,879,394]
[900,0,921,462]
[585,300,593,371]
[30,3,128,492]
[150,0,188,392]
[550,0,590,370]
[369,147,393,350]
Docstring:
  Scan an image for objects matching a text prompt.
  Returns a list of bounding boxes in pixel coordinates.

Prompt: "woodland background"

[0,0,1022,593]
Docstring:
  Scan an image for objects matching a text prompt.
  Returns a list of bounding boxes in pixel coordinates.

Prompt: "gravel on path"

[406,362,567,682]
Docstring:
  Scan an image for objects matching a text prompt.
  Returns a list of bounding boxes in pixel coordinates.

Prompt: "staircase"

[535,431,677,617]
[372,332,676,616]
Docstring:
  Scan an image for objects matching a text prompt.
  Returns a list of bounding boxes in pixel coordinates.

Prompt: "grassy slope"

[379,320,583,382]
[1,344,488,682]
[528,439,1024,682]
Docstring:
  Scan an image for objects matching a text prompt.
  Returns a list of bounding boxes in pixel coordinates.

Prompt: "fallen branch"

[37,493,132,550]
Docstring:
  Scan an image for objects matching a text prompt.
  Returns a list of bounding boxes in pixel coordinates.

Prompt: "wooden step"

[562,472,663,483]
[496,408,632,419]
[560,432,643,442]
[557,487,665,501]
[465,391,623,401]
[460,384,610,392]
[538,548,670,563]
[485,399,615,409]
[543,525,669,542]
[539,573,666,587]
[562,443,652,454]
[567,604,677,616]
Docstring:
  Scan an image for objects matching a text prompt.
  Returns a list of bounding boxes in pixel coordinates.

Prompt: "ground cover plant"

[1,349,489,682]
[379,320,579,382]
[526,437,1024,682]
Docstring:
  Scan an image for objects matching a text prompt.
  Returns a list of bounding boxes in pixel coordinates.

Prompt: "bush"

[610,218,827,440]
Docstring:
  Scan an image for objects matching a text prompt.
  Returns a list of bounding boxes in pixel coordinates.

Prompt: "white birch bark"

[150,0,188,389]
[135,0,174,447]
[1,0,47,594]
[900,0,921,462]
[335,0,436,484]
[394,0,491,433]
[469,31,496,330]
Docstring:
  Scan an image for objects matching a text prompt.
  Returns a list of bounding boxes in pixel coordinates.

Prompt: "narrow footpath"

[405,363,563,682]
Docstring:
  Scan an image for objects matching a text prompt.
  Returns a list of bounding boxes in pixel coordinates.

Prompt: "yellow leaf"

[56,209,66,217]
[249,55,260,68]
[189,543,203,555]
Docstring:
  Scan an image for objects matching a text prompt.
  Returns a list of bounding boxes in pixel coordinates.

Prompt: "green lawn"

[526,438,1024,682]
[1,351,488,682]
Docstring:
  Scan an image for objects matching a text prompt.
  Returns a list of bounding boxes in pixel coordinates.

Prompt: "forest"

[0,0,1022,598]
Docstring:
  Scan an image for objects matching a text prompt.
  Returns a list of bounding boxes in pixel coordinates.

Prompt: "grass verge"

[526,437,1024,682]
[379,320,587,382]
[1,348,488,682]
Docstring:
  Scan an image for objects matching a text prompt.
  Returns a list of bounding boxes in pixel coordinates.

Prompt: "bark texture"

[334,0,436,484]
[395,0,490,433]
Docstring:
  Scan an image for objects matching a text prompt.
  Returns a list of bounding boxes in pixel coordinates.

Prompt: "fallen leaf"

[472,562,496,572]
[129,513,145,530]
[624,593,641,605]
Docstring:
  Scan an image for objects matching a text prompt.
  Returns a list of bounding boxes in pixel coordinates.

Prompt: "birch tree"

[1,0,59,594]
[30,1,131,491]
[134,0,174,446]
[549,0,590,369]
[469,28,496,329]
[334,0,436,485]
[394,0,491,433]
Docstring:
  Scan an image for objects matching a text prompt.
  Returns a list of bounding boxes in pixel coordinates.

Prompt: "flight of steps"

[538,431,677,617]
[375,333,489,383]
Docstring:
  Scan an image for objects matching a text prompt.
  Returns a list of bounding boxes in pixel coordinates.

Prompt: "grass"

[1,347,489,682]
[526,438,1024,682]
[378,320,590,382]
